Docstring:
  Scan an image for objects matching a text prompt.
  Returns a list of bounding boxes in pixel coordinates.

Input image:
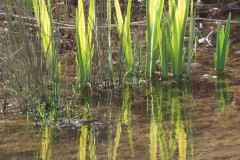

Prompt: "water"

[1,0,240,159]
[1,77,239,159]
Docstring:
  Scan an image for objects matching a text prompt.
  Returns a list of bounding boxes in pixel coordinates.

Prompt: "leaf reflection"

[147,80,193,160]
[113,86,134,159]
[215,74,230,112]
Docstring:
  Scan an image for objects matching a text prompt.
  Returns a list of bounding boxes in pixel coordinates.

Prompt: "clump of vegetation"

[32,0,60,120]
[75,0,95,90]
[167,0,190,77]
[214,13,231,74]
[0,0,232,125]
[114,0,134,77]
[145,0,164,76]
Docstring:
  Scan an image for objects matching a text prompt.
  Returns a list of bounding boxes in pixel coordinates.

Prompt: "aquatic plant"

[168,0,190,77]
[75,0,95,90]
[32,0,54,62]
[133,34,144,82]
[1,0,56,122]
[114,0,134,75]
[32,0,60,117]
[214,13,231,74]
[158,20,169,79]
[146,0,164,76]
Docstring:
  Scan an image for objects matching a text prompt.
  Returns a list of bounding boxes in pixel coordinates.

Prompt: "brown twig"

[1,10,240,30]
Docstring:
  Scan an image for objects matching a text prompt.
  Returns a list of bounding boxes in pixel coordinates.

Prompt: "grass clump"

[0,0,233,127]
[214,13,231,74]
[145,0,164,77]
[75,0,95,90]
[168,0,190,77]
[114,0,134,75]
[32,0,60,120]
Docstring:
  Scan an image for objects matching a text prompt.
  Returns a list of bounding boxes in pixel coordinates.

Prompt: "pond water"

[1,0,240,160]
[1,77,240,159]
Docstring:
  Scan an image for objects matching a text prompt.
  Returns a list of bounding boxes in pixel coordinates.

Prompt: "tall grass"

[146,0,164,76]
[32,0,60,118]
[146,0,193,78]
[114,0,134,74]
[2,0,63,122]
[159,20,169,79]
[2,0,232,127]
[75,0,95,90]
[168,0,190,77]
[214,13,231,74]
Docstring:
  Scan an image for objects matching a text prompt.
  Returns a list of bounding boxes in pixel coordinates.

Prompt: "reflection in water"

[147,80,193,160]
[147,80,162,160]
[36,126,52,160]
[77,126,96,160]
[77,93,97,160]
[78,126,88,160]
[215,74,230,111]
[31,81,195,159]
[170,82,187,160]
[113,86,134,159]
